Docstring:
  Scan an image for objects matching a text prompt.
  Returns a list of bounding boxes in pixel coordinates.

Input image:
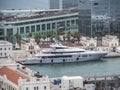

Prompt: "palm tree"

[27,33,32,38]
[73,31,81,43]
[63,35,66,42]
[66,31,71,42]
[50,36,54,43]
[7,33,13,42]
[42,35,46,44]
[15,33,21,46]
[34,34,40,45]
[46,32,53,43]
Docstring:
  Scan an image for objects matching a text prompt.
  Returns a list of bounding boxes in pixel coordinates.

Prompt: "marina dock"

[50,75,120,90]
[104,52,120,58]
[83,74,120,90]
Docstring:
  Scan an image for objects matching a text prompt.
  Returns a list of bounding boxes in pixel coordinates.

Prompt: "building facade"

[78,0,120,36]
[49,0,78,9]
[0,65,50,90]
[0,10,78,42]
[61,76,83,90]
[102,35,119,47]
[0,40,12,57]
[80,36,97,48]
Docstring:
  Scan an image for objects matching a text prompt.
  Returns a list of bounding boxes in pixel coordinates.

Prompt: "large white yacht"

[19,42,108,65]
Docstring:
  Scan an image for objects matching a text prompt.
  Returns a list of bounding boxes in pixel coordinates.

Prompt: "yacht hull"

[19,52,108,65]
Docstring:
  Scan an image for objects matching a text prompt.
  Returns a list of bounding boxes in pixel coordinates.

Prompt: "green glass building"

[0,9,78,41]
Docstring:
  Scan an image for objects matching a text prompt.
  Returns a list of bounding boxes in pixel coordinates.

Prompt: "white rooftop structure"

[0,40,12,46]
[0,40,12,58]
[61,76,83,90]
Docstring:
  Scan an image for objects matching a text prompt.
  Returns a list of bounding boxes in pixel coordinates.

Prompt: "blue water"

[0,0,49,9]
[26,58,120,78]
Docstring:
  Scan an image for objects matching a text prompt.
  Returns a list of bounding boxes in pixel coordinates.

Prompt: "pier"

[83,74,120,90]
[104,52,120,58]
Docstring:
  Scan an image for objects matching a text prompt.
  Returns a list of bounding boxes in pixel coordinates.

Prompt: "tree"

[66,31,71,42]
[34,34,40,45]
[73,31,81,43]
[15,33,21,46]
[46,32,53,43]
[63,35,66,42]
[27,33,32,38]
[7,33,12,42]
[50,36,54,43]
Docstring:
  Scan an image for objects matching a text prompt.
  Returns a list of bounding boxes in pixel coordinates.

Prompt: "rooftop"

[0,9,78,22]
[0,40,12,46]
[0,66,27,85]
[62,76,83,80]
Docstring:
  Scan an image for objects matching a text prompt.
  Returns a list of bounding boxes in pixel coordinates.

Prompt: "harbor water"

[26,58,120,78]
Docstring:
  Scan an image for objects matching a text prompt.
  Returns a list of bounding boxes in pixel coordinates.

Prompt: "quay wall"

[104,52,120,58]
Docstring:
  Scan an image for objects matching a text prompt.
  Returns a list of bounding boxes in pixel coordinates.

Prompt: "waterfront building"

[49,0,78,9]
[78,0,120,36]
[0,9,78,42]
[21,38,40,55]
[96,46,111,52]
[12,50,27,62]
[0,40,12,57]
[0,64,50,90]
[102,35,119,47]
[96,35,119,51]
[80,36,97,49]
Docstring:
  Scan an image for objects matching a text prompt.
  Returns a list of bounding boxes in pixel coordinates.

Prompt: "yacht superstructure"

[19,42,108,65]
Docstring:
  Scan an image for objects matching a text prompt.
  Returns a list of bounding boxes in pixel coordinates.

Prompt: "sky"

[0,0,49,9]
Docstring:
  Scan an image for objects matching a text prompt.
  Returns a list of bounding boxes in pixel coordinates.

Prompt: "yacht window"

[26,87,28,90]
[51,60,53,63]
[82,55,87,57]
[76,57,79,60]
[40,60,42,63]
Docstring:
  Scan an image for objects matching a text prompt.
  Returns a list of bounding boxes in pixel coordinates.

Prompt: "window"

[76,19,78,25]
[42,24,46,30]
[31,26,35,32]
[26,87,28,90]
[37,87,39,90]
[26,26,30,33]
[34,87,36,90]
[34,86,39,90]
[82,55,87,57]
[52,23,55,29]
[36,25,40,31]
[47,23,51,30]
[17,28,19,34]
[71,20,75,25]
[51,60,53,63]
[67,20,70,27]
[44,86,46,90]
[0,28,4,35]
[4,48,6,50]
[20,27,24,34]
